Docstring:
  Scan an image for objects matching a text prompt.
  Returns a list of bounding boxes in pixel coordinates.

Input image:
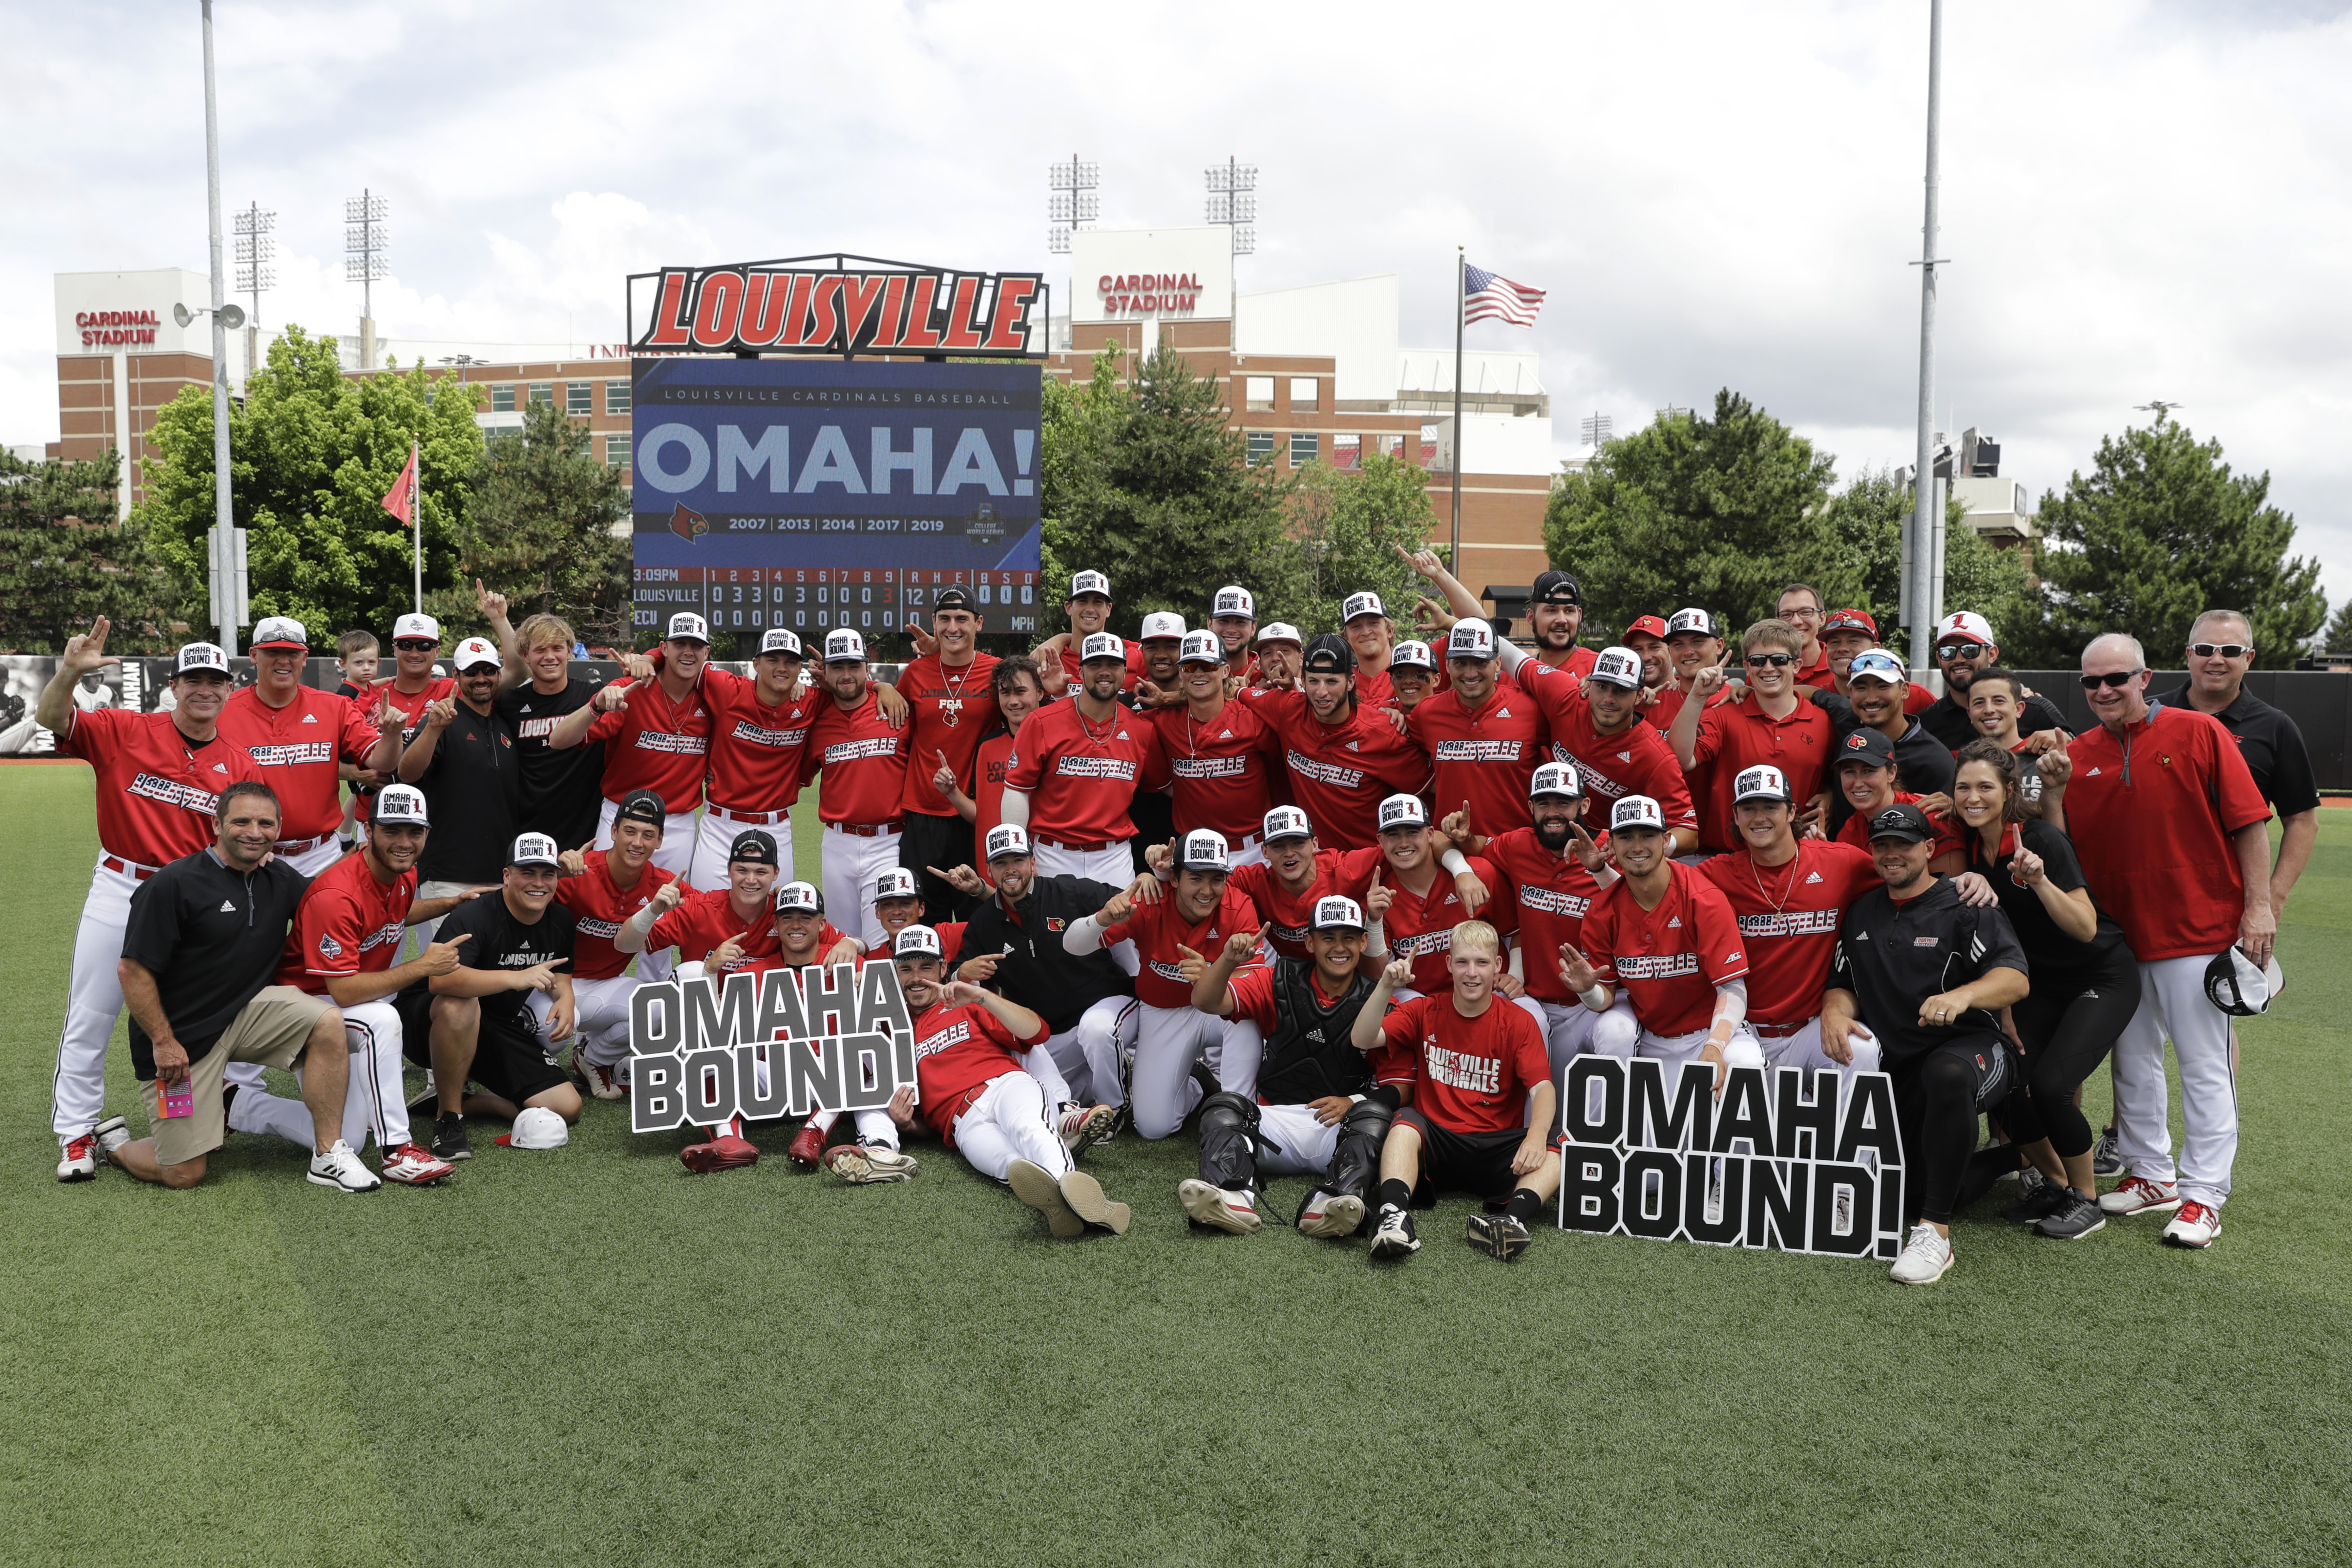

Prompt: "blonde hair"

[1449,921,1501,958]
[1743,618,1803,658]
[516,613,575,654]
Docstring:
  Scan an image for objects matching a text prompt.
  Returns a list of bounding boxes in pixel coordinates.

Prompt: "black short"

[898,811,975,924]
[390,986,436,1066]
[1395,1107,1526,1203]
[399,995,569,1107]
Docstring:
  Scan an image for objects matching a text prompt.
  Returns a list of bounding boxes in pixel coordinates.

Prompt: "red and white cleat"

[785,1120,828,1169]
[680,1133,761,1173]
[56,1134,98,1183]
[575,1056,625,1101]
[2162,1200,2221,1248]
[379,1143,456,1186]
[1059,1103,1118,1160]
[2098,1176,2182,1217]
[1178,1178,1261,1234]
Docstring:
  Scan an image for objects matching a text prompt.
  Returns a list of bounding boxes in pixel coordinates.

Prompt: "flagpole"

[1449,246,1464,571]
[410,438,422,612]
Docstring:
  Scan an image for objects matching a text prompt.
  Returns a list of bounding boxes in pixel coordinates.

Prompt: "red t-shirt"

[804,690,912,827]
[587,674,716,813]
[2064,706,2272,961]
[556,850,680,981]
[1379,992,1550,1135]
[646,887,783,969]
[1228,850,1351,960]
[1688,698,1836,854]
[1517,671,1697,834]
[1103,887,1262,1010]
[970,729,1018,858]
[355,678,453,827]
[702,667,818,813]
[1005,697,1169,845]
[1147,698,1286,843]
[1697,840,1878,1026]
[911,997,1052,1143]
[1224,964,1414,1090]
[216,685,381,841]
[1834,791,1965,860]
[277,848,413,992]
[1407,678,1549,842]
[1483,826,1608,1005]
[1238,688,1431,852]
[1579,862,1749,1037]
[1329,849,1507,995]
[56,707,267,866]
[1645,682,1730,734]
[896,652,1001,818]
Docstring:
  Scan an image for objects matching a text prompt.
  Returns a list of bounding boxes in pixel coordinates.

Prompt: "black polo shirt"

[1813,691,1957,833]
[498,677,608,850]
[1827,875,2029,1069]
[119,849,312,1079]
[2150,685,2320,817]
[1919,684,2069,752]
[414,699,523,884]
[405,888,575,1028]
[957,873,1136,1033]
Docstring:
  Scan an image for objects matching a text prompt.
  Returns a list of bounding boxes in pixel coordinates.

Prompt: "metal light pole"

[1905,0,1947,679]
[202,0,237,651]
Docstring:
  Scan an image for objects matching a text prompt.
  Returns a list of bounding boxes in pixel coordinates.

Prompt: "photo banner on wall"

[628,357,1044,639]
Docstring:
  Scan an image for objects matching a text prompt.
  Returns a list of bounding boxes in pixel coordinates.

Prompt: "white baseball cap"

[452,636,501,671]
[1179,631,1224,665]
[507,832,561,867]
[1177,829,1230,872]
[983,823,1031,861]
[874,867,919,901]
[1935,610,1996,647]
[496,1106,570,1150]
[1310,895,1366,933]
[894,924,944,959]
[248,616,308,651]
[1255,623,1303,647]
[666,612,710,643]
[1069,570,1112,600]
[1666,608,1718,639]
[1389,639,1438,672]
[1262,806,1313,843]
[1611,795,1666,832]
[1530,762,1583,800]
[774,881,824,914]
[1447,621,1496,660]
[1342,591,1386,623]
[1847,650,1907,686]
[1140,612,1186,642]
[1732,765,1790,805]
[1078,632,1126,664]
[1587,647,1644,689]
[1211,586,1255,620]
[757,628,804,657]
[392,613,440,643]
[1377,793,1426,832]
[824,628,866,664]
[374,784,429,825]
[173,642,230,676]
[2205,945,2284,1017]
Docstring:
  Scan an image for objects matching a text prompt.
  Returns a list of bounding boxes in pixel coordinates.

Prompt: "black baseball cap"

[615,789,667,829]
[1836,729,1897,770]
[934,588,974,613]
[1301,644,1350,677]
[728,829,780,866]
[1865,803,1934,844]
[1532,570,1583,607]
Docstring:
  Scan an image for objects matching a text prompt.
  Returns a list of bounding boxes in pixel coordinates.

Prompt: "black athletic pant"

[898,811,975,926]
[1895,1034,2046,1226]
[2006,967,2141,1160]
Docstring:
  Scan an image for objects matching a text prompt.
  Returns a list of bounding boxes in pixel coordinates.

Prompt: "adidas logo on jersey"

[300,713,318,724]
[519,703,533,713]
[1617,751,1631,762]
[212,763,227,773]
[1496,706,1513,718]
[1219,729,1232,739]
[1346,741,1360,752]
[1666,916,1681,928]
[1805,872,1822,884]
[219,899,237,912]
[2085,766,2102,776]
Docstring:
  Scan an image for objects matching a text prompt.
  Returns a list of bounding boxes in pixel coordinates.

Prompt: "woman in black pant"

[1950,740,2141,1239]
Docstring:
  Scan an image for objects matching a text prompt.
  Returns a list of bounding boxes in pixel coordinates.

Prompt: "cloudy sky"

[7,0,2350,600]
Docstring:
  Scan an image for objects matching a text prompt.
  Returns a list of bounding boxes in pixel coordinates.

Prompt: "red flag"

[380,443,419,528]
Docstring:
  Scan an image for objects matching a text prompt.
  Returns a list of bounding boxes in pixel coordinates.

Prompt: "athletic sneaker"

[2092,1126,2124,1177]
[2000,1172,2070,1224]
[430,1113,471,1163]
[1369,1205,1420,1259]
[1467,1211,1534,1262]
[1057,1169,1130,1235]
[1178,1178,1262,1234]
[1007,1158,1085,1238]
[1888,1223,1953,1284]
[679,1133,761,1173]
[2035,1188,2106,1241]
[55,1134,97,1183]
[1059,1103,1118,1160]
[575,1056,624,1101]
[307,1139,383,1193]
[2099,1175,2181,1217]
[93,1115,131,1161]
[1296,1190,1363,1239]
[2163,1201,2221,1249]
[784,1120,828,1169]
[826,1142,919,1184]
[379,1143,456,1186]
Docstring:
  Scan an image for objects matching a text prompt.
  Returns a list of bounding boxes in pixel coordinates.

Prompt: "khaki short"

[150,986,337,1168]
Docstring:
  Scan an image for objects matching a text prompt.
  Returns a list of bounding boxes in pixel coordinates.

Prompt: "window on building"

[605,379,631,413]
[1289,432,1318,468]
[1332,432,1361,470]
[566,382,592,415]
[1246,431,1276,466]
[1289,377,1319,410]
[490,384,516,413]
[528,382,553,407]
[1244,376,1274,412]
[606,435,629,467]
[1377,433,1403,458]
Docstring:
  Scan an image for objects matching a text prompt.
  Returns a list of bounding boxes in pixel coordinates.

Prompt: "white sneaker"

[1179,1178,1262,1234]
[2099,1176,2181,1216]
[307,1139,383,1193]
[2162,1200,2221,1249]
[1888,1223,1953,1285]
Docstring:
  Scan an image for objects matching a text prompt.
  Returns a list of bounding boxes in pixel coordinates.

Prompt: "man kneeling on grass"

[895,926,1131,1239]
[1351,921,1561,1262]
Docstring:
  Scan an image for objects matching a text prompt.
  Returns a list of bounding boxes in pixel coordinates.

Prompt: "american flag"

[1463,263,1545,327]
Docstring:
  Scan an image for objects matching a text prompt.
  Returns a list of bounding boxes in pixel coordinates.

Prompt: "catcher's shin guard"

[1195,1090,1263,1192]
[1294,1097,1392,1230]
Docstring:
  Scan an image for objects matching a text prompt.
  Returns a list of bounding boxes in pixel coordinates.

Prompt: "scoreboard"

[628,356,1042,640]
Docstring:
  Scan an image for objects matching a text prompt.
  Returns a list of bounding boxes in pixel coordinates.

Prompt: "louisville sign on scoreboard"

[625,256,1047,639]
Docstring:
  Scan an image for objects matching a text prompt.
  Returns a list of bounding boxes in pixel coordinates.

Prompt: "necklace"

[1076,701,1120,745]
[937,655,976,728]
[1746,844,1803,916]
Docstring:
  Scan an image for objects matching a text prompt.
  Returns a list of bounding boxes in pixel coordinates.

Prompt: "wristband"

[1579,983,1610,1012]
[1439,848,1471,877]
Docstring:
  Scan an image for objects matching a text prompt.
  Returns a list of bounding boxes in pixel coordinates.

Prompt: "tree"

[1820,467,2042,655]
[2326,599,2352,654]
[0,449,183,652]
[135,326,484,642]
[1289,452,1437,633]
[2033,412,2323,668]
[439,400,630,646]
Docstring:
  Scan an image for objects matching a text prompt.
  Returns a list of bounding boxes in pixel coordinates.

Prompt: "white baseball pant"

[1115,1003,1258,1141]
[2112,952,2240,1208]
[1584,1001,1765,1124]
[1257,1102,1342,1177]
[596,798,699,981]
[567,975,642,1071]
[820,824,901,950]
[952,1070,1072,1182]
[1754,1018,1883,1077]
[1034,841,1136,887]
[279,838,349,878]
[51,855,145,1140]
[222,997,415,1154]
[1043,996,1139,1106]
[691,809,795,895]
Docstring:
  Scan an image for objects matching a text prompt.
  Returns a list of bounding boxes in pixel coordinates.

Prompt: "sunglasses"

[2079,670,2143,690]
[1935,642,1989,660]
[1743,653,1794,667]
[393,639,438,651]
[2189,643,2250,660]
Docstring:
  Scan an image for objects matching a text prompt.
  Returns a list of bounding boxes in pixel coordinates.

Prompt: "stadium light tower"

[345,188,389,369]
[233,202,275,327]
[1204,156,1257,259]
[1047,156,1099,254]
[1580,411,1612,448]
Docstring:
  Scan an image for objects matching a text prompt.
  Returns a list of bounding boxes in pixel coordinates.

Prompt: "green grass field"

[4,763,2349,1568]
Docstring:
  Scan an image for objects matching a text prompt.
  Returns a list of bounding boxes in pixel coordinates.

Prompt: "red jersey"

[1518,672,1697,833]
[1794,648,1835,692]
[277,848,413,992]
[1239,688,1431,852]
[735,923,854,979]
[1328,849,1507,995]
[971,729,1019,859]
[896,652,1000,817]
[2065,706,2271,961]
[1407,677,1549,841]
[1697,841,1878,1026]
[1483,827,1608,1005]
[1057,638,1144,694]
[1835,791,1965,860]
[1225,964,1414,1087]
[646,887,783,969]
[702,667,817,812]
[1379,992,1550,1135]
[1354,665,1395,707]
[1005,697,1169,844]
[216,685,381,841]
[587,674,716,813]
[556,850,681,981]
[1103,888,1263,1010]
[1579,862,1749,1037]
[803,689,910,826]
[1524,646,1600,682]
[1228,851,1351,959]
[910,997,1052,1143]
[1645,683,1730,734]
[355,678,453,826]
[1147,698,1285,843]
[1688,698,1836,854]
[55,707,267,866]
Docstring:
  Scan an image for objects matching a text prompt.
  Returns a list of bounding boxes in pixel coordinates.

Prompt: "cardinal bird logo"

[669,502,708,542]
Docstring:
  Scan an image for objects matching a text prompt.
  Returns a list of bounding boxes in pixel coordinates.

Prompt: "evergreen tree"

[1289,452,1436,634]
[1821,467,2041,654]
[0,449,181,653]
[442,400,629,647]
